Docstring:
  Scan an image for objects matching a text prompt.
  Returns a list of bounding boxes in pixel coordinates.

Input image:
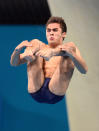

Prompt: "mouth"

[49,37,54,40]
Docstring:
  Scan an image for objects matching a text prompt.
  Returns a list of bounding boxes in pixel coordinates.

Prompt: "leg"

[27,56,44,93]
[48,69,66,96]
[30,78,64,104]
[49,57,71,96]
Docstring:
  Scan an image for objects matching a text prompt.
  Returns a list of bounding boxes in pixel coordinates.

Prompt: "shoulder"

[30,39,47,49]
[30,39,40,43]
[64,42,76,47]
[30,39,46,46]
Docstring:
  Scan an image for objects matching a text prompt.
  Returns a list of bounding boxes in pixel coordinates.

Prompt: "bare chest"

[43,56,62,77]
[45,56,61,67]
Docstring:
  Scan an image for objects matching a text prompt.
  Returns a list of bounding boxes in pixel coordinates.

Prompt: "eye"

[53,28,58,32]
[47,28,51,32]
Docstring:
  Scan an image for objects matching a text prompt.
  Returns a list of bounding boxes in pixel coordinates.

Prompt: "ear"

[62,32,66,39]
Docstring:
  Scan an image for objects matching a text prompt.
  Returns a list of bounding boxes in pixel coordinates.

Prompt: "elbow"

[76,64,88,74]
[10,59,19,67]
[81,70,87,74]
[10,58,14,66]
[10,63,19,67]
[81,66,88,74]
[10,62,17,67]
[84,65,88,74]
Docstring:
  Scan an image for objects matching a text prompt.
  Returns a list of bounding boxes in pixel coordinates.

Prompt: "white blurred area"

[48,0,99,131]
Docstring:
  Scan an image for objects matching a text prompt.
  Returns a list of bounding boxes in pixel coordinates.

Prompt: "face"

[46,23,66,46]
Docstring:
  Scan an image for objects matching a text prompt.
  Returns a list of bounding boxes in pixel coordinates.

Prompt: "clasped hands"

[23,42,76,61]
[35,43,76,61]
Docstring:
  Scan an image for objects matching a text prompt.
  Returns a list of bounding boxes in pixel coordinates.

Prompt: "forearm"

[68,52,88,74]
[10,48,22,66]
[52,48,65,56]
[52,48,88,74]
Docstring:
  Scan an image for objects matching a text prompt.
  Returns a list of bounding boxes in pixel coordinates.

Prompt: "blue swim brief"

[30,78,64,104]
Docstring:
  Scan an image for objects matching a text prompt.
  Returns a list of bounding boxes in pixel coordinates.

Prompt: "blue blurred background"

[0,25,69,131]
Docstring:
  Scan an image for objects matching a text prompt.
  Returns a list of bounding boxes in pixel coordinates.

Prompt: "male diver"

[10,16,88,104]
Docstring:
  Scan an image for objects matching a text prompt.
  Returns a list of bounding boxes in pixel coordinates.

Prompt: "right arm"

[10,39,45,66]
[10,40,33,66]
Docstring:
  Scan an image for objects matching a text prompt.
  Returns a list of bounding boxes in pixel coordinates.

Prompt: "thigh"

[30,89,44,103]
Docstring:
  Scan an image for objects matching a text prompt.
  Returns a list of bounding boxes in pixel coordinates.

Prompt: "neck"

[49,42,63,48]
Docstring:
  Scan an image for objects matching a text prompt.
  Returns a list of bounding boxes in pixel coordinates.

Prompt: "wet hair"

[46,16,67,33]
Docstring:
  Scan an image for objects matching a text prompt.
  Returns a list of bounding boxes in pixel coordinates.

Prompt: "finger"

[28,44,33,47]
[58,47,62,50]
[35,52,39,56]
[62,46,70,50]
[26,44,32,47]
[58,46,61,49]
[35,51,41,56]
[61,48,67,51]
[22,40,28,43]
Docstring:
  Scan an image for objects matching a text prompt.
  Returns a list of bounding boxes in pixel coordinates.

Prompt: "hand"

[58,43,76,57]
[23,48,35,62]
[15,40,33,51]
[35,48,54,61]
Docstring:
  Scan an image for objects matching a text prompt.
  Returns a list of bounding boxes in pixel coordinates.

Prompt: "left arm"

[56,42,88,74]
[35,42,88,74]
[71,46,88,74]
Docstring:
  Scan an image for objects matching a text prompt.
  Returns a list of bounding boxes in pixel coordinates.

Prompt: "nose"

[50,30,54,35]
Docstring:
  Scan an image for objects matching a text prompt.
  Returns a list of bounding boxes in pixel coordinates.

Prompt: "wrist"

[15,47,22,52]
[52,48,61,56]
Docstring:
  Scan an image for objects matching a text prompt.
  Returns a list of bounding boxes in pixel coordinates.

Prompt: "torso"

[43,56,61,78]
[26,40,75,95]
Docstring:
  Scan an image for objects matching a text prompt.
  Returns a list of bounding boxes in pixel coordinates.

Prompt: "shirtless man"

[10,16,88,104]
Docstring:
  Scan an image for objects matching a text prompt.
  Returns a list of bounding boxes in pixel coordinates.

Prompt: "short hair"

[46,16,67,33]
